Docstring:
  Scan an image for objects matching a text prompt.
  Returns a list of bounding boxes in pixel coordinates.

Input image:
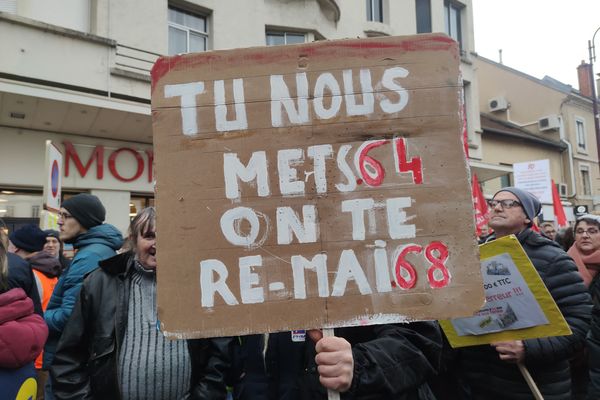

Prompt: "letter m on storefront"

[64,141,104,179]
[63,141,154,183]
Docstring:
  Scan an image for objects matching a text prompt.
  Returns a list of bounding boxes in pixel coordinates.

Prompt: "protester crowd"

[2,189,600,399]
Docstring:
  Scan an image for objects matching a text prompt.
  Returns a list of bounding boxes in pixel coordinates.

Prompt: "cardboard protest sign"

[440,235,571,347]
[151,34,484,339]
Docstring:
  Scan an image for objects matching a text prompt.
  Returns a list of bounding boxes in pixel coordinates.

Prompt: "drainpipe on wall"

[558,116,577,198]
[505,109,538,128]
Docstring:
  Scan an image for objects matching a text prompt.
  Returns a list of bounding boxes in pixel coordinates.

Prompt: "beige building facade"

[474,56,600,221]
[0,0,480,231]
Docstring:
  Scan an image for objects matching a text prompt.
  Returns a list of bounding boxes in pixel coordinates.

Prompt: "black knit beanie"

[493,186,541,226]
[9,224,47,253]
[62,193,106,229]
[44,229,60,240]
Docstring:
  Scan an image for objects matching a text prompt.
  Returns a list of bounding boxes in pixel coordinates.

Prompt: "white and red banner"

[513,159,552,204]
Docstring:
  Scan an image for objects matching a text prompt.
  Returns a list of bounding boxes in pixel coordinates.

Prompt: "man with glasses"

[540,221,558,241]
[42,193,123,399]
[454,187,591,399]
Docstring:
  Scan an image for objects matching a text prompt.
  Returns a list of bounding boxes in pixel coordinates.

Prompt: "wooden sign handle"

[517,363,544,400]
[322,328,341,400]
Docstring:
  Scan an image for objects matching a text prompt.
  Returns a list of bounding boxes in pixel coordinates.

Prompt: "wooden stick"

[322,328,341,400]
[517,363,544,400]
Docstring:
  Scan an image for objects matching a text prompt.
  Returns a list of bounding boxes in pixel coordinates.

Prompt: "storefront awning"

[469,159,513,182]
[0,78,152,143]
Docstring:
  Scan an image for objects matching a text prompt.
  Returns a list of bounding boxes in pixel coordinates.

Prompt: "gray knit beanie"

[493,186,541,226]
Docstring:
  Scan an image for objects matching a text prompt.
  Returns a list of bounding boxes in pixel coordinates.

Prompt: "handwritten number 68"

[394,241,451,289]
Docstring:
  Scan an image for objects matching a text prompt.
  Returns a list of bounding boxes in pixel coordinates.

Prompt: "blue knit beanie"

[44,229,60,240]
[9,224,47,253]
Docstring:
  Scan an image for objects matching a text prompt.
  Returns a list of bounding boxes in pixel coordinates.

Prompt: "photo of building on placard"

[451,253,549,336]
[486,260,510,275]
[498,304,518,328]
[476,303,518,330]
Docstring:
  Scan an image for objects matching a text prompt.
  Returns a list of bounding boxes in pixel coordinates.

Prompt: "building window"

[266,31,306,46]
[4,206,14,218]
[415,0,431,33]
[581,165,592,196]
[444,1,463,52]
[366,0,383,23]
[576,118,587,152]
[500,174,511,188]
[130,196,155,219]
[0,0,17,14]
[168,7,208,55]
[0,190,42,232]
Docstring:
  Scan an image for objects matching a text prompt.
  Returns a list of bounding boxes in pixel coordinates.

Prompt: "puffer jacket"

[43,224,123,368]
[50,252,233,399]
[233,322,442,400]
[586,274,600,399]
[0,288,48,368]
[458,229,592,400]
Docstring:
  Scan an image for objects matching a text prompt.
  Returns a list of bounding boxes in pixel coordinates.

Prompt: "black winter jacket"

[50,252,233,400]
[7,253,42,316]
[457,229,592,400]
[586,273,600,399]
[232,321,442,400]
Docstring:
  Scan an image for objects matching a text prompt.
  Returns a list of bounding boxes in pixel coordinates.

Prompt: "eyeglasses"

[57,212,74,221]
[575,228,600,236]
[487,199,522,209]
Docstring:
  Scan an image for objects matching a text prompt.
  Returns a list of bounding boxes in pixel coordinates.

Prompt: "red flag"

[462,104,469,158]
[552,179,568,227]
[472,174,488,236]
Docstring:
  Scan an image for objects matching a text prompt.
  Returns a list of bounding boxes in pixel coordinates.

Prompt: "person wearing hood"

[43,230,71,273]
[42,193,123,399]
[446,187,592,399]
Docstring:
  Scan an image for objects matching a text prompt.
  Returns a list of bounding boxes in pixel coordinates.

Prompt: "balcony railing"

[114,44,162,80]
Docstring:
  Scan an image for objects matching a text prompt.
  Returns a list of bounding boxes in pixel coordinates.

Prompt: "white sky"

[472,0,600,89]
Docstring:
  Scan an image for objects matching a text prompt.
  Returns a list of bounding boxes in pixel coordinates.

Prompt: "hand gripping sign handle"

[322,328,341,400]
[517,363,544,400]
